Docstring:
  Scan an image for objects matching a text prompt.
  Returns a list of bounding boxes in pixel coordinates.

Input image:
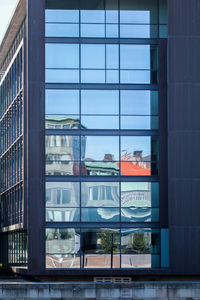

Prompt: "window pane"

[120,70,151,84]
[120,45,150,70]
[81,70,105,83]
[45,115,80,130]
[46,207,80,222]
[46,182,80,207]
[46,69,79,83]
[120,10,150,24]
[81,10,105,23]
[106,45,119,69]
[82,208,120,222]
[121,228,160,268]
[46,135,80,161]
[81,182,119,207]
[46,44,79,68]
[46,90,79,114]
[46,24,79,37]
[121,207,159,222]
[106,10,118,22]
[120,0,158,24]
[120,25,158,38]
[46,228,80,268]
[80,0,104,10]
[81,44,105,69]
[45,0,79,9]
[45,9,79,22]
[81,90,119,115]
[81,24,105,37]
[121,136,151,161]
[81,116,119,129]
[106,24,118,37]
[46,161,80,176]
[121,116,159,130]
[121,182,159,207]
[82,136,119,161]
[82,161,120,176]
[81,229,120,268]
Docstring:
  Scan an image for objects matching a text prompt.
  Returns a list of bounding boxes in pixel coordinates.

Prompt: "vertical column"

[168,0,200,274]
[26,0,45,274]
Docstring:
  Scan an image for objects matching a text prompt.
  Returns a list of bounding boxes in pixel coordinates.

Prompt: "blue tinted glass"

[82,136,119,161]
[120,24,151,38]
[81,24,105,37]
[121,207,159,222]
[46,24,79,37]
[46,44,79,68]
[121,90,151,115]
[81,208,120,222]
[81,116,119,129]
[120,10,150,24]
[121,116,154,130]
[81,44,105,69]
[81,90,119,114]
[81,70,105,83]
[120,70,150,84]
[45,9,79,22]
[106,24,118,37]
[121,136,151,160]
[106,10,118,23]
[120,45,150,69]
[46,69,79,83]
[106,70,119,83]
[81,10,105,23]
[46,90,79,114]
[106,45,119,69]
[45,115,80,130]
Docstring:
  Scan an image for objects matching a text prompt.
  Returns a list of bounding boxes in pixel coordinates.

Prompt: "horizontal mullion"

[45,129,159,135]
[45,176,159,182]
[45,83,158,90]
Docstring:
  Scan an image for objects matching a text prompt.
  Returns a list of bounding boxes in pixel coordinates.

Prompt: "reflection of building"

[2,0,199,278]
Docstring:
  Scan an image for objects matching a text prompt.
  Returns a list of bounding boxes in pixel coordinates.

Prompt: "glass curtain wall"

[45,0,168,270]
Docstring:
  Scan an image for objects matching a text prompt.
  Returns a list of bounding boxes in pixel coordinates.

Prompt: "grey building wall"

[168,0,200,274]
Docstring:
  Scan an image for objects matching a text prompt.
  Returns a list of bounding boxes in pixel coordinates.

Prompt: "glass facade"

[45,0,168,270]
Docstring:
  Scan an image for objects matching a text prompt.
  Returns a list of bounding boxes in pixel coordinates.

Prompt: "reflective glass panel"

[82,161,120,176]
[81,228,120,268]
[46,24,79,37]
[46,69,79,83]
[120,70,151,84]
[106,45,119,69]
[121,136,151,161]
[121,116,159,130]
[81,182,119,207]
[81,24,105,37]
[46,182,80,207]
[81,90,119,115]
[45,115,80,130]
[46,44,79,68]
[121,207,159,222]
[81,116,119,129]
[81,44,105,69]
[81,70,105,83]
[121,182,159,207]
[81,10,105,23]
[82,136,119,161]
[121,228,160,268]
[45,9,79,22]
[46,161,80,176]
[82,208,120,222]
[120,45,150,70]
[46,228,80,268]
[46,207,80,222]
[46,90,79,115]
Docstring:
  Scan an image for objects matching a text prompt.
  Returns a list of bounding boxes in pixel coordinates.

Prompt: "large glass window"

[45,0,167,38]
[45,44,158,84]
[46,227,165,269]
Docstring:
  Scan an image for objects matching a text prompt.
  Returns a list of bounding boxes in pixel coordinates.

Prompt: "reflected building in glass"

[1,0,186,277]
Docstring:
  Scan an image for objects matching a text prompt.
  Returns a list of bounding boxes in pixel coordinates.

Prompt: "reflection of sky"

[84,136,119,161]
[121,136,151,157]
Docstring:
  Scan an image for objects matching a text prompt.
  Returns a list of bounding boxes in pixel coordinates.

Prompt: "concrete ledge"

[0,281,200,299]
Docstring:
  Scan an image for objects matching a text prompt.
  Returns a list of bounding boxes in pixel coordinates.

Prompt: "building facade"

[0,0,199,277]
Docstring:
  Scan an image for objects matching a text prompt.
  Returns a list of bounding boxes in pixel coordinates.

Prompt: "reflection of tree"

[132,233,149,254]
[98,232,119,253]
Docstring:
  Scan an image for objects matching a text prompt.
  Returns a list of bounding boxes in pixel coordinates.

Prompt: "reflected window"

[81,182,119,207]
[46,228,80,268]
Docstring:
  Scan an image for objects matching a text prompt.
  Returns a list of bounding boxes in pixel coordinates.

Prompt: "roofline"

[0,0,26,69]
